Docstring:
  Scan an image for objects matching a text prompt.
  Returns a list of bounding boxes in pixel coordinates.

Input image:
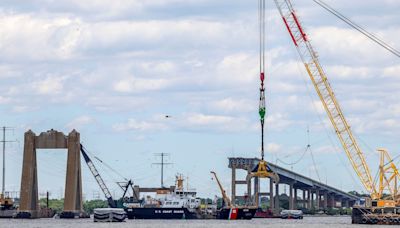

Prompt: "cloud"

[181,113,250,132]
[266,143,281,154]
[113,118,168,132]
[66,115,95,130]
[0,96,11,104]
[113,77,171,93]
[210,98,254,113]
[32,75,66,95]
[383,65,400,78]
[310,26,397,65]
[215,53,257,86]
[265,113,293,131]
[113,113,253,133]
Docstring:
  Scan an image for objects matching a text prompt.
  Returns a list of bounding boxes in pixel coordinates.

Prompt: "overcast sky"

[1,0,400,200]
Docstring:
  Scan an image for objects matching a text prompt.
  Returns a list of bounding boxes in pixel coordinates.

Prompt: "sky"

[1,0,400,201]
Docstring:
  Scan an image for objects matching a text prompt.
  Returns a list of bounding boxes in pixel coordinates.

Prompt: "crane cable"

[258,0,266,160]
[313,0,400,58]
[81,145,129,182]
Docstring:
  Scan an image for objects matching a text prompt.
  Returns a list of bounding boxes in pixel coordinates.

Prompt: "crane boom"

[80,144,117,208]
[273,0,377,197]
[210,171,232,207]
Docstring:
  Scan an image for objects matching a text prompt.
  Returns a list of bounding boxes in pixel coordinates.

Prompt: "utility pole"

[1,126,16,197]
[153,153,172,188]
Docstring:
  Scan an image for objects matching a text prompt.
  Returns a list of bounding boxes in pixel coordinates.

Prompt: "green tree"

[83,200,108,214]
[39,198,64,213]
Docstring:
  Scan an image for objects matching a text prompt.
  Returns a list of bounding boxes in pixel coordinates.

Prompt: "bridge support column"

[289,183,294,210]
[302,190,306,208]
[19,131,39,218]
[308,189,312,209]
[329,194,335,208]
[269,178,274,211]
[343,199,349,208]
[63,130,83,214]
[254,177,259,207]
[316,189,320,210]
[274,183,280,214]
[335,196,342,208]
[231,165,236,205]
[294,188,298,209]
[246,170,252,205]
[323,192,328,210]
[310,190,314,209]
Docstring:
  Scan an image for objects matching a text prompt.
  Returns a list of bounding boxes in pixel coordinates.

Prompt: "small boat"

[280,210,303,219]
[94,208,127,222]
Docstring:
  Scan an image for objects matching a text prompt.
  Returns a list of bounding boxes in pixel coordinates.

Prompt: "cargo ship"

[124,175,201,219]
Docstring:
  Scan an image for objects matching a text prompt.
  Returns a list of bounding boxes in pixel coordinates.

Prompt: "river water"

[0,216,394,228]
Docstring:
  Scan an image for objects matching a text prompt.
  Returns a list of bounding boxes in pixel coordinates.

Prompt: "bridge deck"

[229,157,359,202]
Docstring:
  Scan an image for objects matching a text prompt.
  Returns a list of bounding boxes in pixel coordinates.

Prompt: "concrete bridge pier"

[269,178,274,210]
[254,177,259,206]
[328,193,335,208]
[323,192,328,210]
[289,183,294,210]
[246,169,252,204]
[274,183,280,214]
[231,164,236,204]
[307,189,312,209]
[18,130,83,219]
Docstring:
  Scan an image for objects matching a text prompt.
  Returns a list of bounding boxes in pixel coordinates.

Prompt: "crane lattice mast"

[273,0,378,196]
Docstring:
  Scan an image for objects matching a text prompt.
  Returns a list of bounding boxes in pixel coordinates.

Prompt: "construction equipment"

[273,0,400,223]
[80,144,117,208]
[251,0,279,184]
[210,171,232,208]
[0,193,14,210]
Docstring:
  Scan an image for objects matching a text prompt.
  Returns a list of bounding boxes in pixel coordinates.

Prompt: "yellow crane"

[210,171,232,208]
[273,0,400,206]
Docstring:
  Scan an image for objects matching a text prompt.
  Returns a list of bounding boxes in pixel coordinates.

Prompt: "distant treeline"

[39,198,108,214]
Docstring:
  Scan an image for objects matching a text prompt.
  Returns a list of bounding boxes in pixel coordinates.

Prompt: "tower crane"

[210,171,232,208]
[272,0,400,209]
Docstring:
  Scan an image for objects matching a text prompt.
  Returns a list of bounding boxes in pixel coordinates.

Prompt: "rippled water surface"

[0,216,395,228]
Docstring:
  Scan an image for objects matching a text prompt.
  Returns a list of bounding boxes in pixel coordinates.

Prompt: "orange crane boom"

[210,171,232,207]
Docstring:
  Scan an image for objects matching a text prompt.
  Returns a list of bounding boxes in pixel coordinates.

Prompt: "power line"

[313,0,400,58]
[1,126,17,196]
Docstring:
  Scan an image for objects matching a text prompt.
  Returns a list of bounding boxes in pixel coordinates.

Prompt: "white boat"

[93,208,126,222]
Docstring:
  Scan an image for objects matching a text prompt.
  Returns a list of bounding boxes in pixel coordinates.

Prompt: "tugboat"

[210,171,257,220]
[124,175,201,219]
